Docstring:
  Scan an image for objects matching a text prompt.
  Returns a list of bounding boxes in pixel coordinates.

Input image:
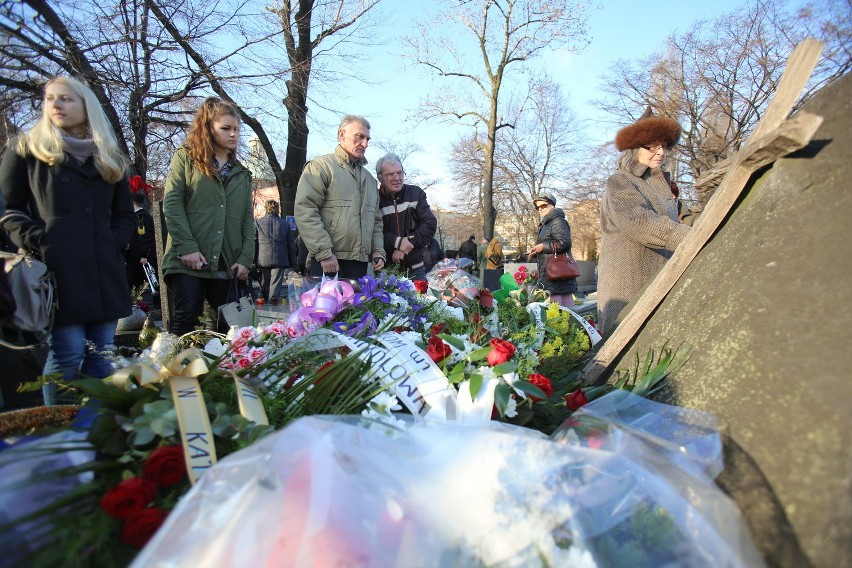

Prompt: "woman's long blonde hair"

[184,97,241,180]
[17,76,128,183]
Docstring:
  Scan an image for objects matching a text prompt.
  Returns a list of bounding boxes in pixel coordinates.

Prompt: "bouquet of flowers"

[0,270,684,567]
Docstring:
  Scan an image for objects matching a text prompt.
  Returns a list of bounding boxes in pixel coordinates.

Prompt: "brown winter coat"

[597,159,690,336]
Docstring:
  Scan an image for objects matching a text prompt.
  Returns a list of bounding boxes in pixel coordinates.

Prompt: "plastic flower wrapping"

[130,392,763,568]
[0,270,762,566]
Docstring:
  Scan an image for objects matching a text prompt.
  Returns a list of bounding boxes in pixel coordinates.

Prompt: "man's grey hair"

[375,152,403,176]
[339,114,371,131]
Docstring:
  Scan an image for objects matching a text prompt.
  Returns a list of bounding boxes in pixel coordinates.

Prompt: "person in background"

[295,115,385,280]
[161,97,254,336]
[458,234,477,263]
[254,199,295,302]
[377,153,437,280]
[477,236,490,272]
[423,237,446,274]
[528,193,577,307]
[485,236,503,270]
[0,76,136,405]
[597,107,691,337]
[124,191,156,293]
[295,232,309,276]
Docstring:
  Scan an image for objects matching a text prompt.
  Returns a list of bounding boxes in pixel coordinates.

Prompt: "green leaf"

[437,334,465,350]
[513,379,547,400]
[468,374,483,401]
[494,382,511,417]
[492,361,518,375]
[448,361,466,384]
[467,346,493,362]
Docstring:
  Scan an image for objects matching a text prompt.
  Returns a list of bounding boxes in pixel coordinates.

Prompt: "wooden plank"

[583,111,824,385]
[695,39,824,197]
[582,39,824,385]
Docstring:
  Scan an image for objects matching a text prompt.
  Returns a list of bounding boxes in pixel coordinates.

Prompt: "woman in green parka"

[161,98,254,336]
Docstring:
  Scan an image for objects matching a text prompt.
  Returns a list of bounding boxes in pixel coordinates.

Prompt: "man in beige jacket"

[295,115,386,280]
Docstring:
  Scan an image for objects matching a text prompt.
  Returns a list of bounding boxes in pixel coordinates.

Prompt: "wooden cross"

[583,38,825,385]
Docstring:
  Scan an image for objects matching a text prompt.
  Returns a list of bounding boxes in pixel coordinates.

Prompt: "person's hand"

[392,249,406,264]
[529,243,544,256]
[320,254,339,275]
[179,252,207,270]
[230,263,250,279]
[399,237,414,254]
[372,254,385,271]
[139,257,149,265]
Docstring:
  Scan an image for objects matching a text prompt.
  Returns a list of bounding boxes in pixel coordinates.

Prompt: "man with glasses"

[376,153,437,280]
[295,115,386,280]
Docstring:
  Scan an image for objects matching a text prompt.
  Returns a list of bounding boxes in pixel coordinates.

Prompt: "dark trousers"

[166,273,230,336]
[309,259,369,280]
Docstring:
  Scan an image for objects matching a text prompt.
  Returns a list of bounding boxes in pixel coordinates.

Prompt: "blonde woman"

[0,76,135,404]
[160,97,254,336]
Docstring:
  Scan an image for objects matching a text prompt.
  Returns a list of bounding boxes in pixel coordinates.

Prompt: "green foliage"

[586,504,678,568]
[611,341,691,397]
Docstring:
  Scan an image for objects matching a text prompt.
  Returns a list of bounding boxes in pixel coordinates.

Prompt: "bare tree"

[593,0,851,196]
[405,0,591,241]
[269,0,384,215]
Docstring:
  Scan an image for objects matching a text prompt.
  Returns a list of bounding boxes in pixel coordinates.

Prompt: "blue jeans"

[42,321,117,406]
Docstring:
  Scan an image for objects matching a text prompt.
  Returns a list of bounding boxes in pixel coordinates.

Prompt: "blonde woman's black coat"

[0,143,136,326]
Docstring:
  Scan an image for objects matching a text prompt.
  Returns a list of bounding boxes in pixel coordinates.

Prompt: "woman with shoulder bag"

[161,97,254,336]
[0,76,136,405]
[528,193,577,308]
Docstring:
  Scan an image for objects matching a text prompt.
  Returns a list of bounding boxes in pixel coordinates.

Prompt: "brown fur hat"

[614,107,681,151]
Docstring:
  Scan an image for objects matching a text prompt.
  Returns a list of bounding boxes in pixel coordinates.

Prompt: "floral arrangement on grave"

[1,268,681,566]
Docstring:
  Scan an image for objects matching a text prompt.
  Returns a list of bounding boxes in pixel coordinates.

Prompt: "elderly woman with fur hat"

[529,193,577,307]
[597,109,691,337]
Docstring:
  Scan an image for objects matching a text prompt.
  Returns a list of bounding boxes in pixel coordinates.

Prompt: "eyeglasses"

[382,170,405,179]
[641,144,672,153]
[535,203,550,211]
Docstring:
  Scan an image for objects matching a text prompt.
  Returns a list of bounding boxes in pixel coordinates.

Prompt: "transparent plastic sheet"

[0,429,94,563]
[132,392,764,568]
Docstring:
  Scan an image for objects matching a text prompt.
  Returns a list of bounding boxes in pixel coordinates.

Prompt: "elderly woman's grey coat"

[597,159,690,337]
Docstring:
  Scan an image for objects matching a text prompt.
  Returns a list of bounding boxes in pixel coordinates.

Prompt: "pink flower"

[247,347,266,362]
[236,358,252,370]
[236,326,258,341]
[265,322,286,336]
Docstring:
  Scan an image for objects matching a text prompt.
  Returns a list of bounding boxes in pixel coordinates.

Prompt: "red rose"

[429,323,447,337]
[143,445,186,487]
[100,477,158,520]
[486,338,516,366]
[425,336,452,364]
[121,507,169,548]
[478,289,493,308]
[527,373,554,401]
[413,280,429,293]
[565,388,588,411]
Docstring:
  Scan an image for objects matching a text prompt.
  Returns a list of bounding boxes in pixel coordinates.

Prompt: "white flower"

[504,397,518,418]
[367,391,402,414]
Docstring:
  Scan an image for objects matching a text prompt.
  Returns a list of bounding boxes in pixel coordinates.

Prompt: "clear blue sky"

[305,0,745,207]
